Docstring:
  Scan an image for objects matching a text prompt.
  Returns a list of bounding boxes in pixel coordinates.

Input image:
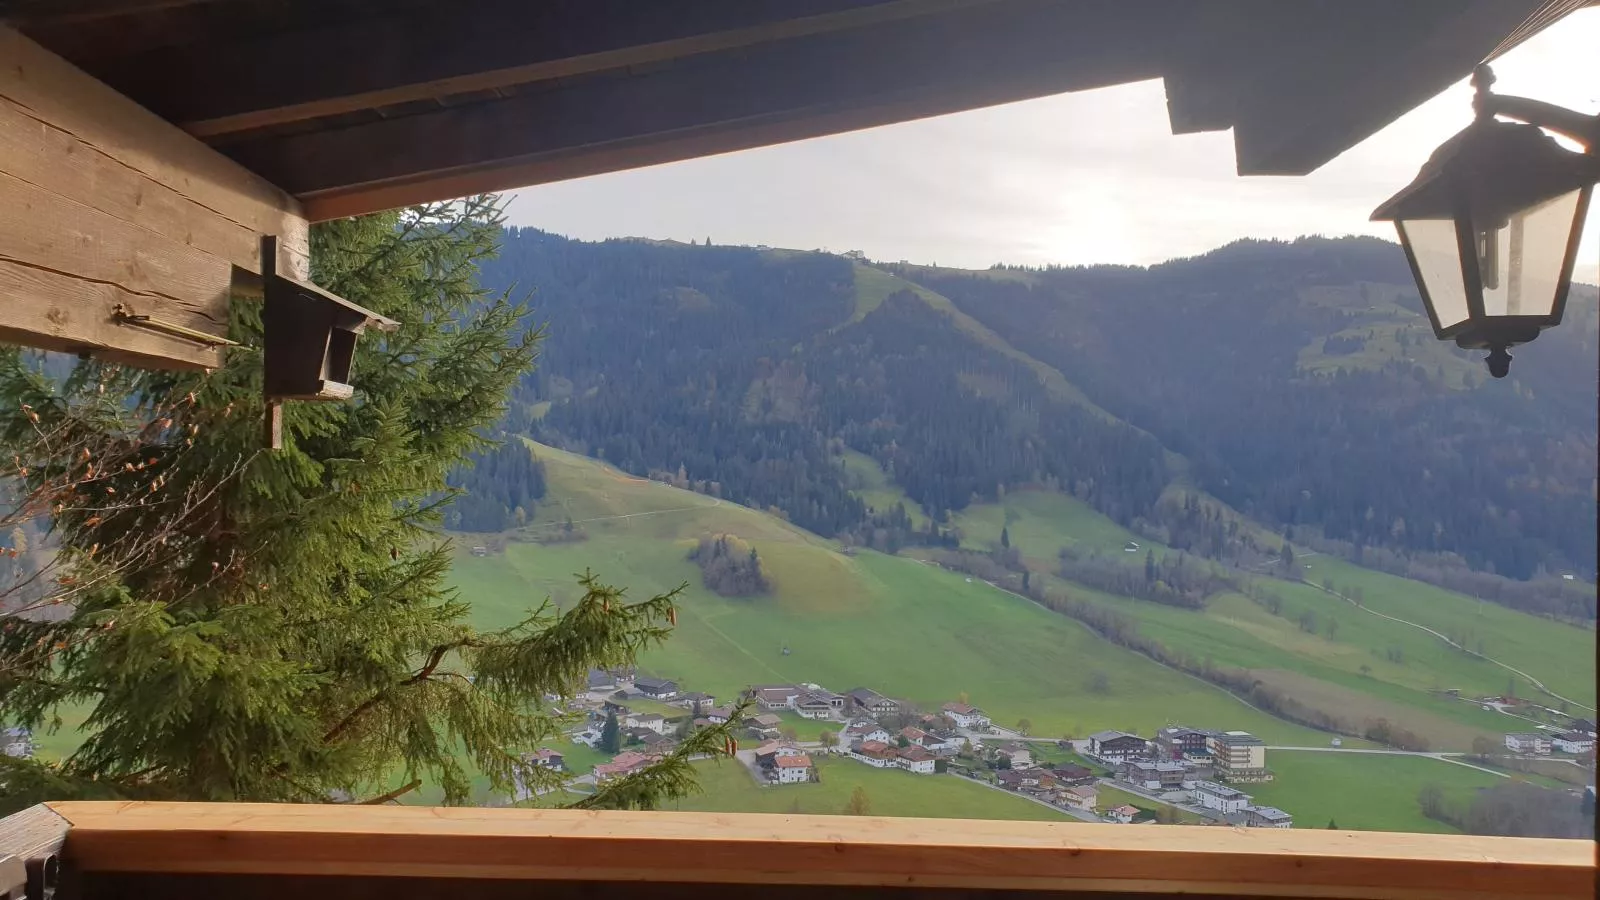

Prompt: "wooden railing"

[4,801,1593,900]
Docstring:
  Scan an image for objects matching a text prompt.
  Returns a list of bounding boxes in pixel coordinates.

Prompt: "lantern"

[1371,66,1600,378]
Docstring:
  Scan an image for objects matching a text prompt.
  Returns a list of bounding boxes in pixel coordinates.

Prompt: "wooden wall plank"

[47,802,1594,900]
[0,26,308,279]
[0,95,271,282]
[0,170,232,368]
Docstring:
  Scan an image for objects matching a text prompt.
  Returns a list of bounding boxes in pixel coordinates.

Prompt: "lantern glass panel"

[1473,187,1583,319]
[1398,218,1470,332]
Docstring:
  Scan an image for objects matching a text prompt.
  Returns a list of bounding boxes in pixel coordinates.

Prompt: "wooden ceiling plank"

[48,801,1592,899]
[104,0,997,137]
[227,0,1169,218]
[0,0,219,26]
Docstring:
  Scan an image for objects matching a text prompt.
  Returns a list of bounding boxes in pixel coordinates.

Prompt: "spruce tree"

[600,710,622,754]
[0,198,740,812]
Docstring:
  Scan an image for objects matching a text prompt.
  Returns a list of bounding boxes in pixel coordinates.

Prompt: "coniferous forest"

[470,228,1597,619]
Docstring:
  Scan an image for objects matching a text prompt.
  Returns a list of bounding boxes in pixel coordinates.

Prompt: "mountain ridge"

[474,228,1597,613]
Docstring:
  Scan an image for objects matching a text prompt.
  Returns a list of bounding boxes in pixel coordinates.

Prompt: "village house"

[2,726,33,760]
[840,722,892,749]
[1191,781,1251,814]
[794,690,842,720]
[1050,765,1095,786]
[624,712,668,734]
[995,743,1033,769]
[703,706,735,725]
[851,740,899,768]
[923,732,964,755]
[941,702,992,730]
[1061,785,1099,810]
[670,691,717,710]
[1120,761,1189,791]
[1208,731,1270,781]
[628,729,672,751]
[510,747,568,802]
[1106,805,1141,824]
[994,770,1030,790]
[750,713,783,730]
[1089,730,1149,762]
[526,748,565,772]
[751,685,801,710]
[1551,732,1593,754]
[773,755,817,784]
[1244,806,1294,828]
[586,668,617,692]
[1155,726,1214,760]
[1505,732,1553,755]
[593,751,655,782]
[897,746,938,774]
[1569,718,1597,736]
[634,677,679,700]
[754,742,807,767]
[847,687,901,718]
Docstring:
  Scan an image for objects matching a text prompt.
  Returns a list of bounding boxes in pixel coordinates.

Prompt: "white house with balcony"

[1505,732,1552,755]
[1191,781,1251,814]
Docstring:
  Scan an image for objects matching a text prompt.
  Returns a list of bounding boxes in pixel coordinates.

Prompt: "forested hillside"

[469,228,1597,617]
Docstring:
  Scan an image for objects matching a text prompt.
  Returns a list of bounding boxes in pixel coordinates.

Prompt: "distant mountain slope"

[450,441,1331,744]
[453,441,1592,753]
[905,238,1598,582]
[476,229,1596,615]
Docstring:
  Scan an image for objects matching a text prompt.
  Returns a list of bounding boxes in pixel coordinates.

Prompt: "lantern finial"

[1470,64,1496,121]
[1485,346,1512,379]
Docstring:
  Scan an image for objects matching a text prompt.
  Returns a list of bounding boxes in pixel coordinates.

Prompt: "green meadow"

[1246,751,1505,834]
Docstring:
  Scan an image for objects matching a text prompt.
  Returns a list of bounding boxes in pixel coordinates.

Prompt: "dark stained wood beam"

[1227,0,1546,175]
[219,0,1185,220]
[0,0,221,25]
[98,0,996,138]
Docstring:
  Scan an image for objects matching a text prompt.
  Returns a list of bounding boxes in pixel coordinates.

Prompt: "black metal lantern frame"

[1372,65,1600,377]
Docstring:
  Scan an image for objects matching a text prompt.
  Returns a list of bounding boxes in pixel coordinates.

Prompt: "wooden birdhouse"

[260,236,398,447]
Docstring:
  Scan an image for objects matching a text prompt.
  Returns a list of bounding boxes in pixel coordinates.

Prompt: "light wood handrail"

[46,802,1593,899]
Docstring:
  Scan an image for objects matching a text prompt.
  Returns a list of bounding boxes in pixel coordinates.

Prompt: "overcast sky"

[505,9,1600,283]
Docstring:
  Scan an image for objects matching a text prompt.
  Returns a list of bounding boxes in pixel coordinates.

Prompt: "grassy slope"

[839,448,928,528]
[453,443,1329,745]
[897,473,1590,750]
[1293,283,1481,388]
[662,757,1072,821]
[848,265,1114,419]
[1246,751,1504,833]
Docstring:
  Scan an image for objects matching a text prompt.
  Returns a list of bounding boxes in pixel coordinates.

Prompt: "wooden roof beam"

[96,0,997,138]
[1227,0,1545,175]
[218,0,1180,220]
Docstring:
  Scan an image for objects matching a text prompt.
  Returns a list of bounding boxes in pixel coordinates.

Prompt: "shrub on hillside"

[688,534,771,597]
